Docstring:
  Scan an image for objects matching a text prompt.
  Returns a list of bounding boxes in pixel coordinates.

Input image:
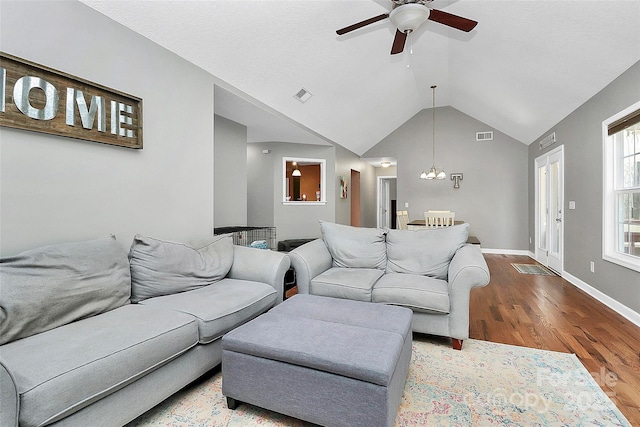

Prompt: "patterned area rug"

[127,337,630,427]
[511,263,557,275]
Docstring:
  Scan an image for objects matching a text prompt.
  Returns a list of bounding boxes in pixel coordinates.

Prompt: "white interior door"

[535,146,564,273]
[378,178,390,229]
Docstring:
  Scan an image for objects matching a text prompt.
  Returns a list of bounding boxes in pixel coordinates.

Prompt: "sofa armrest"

[289,239,333,294]
[227,246,291,304]
[0,356,19,427]
[448,244,490,291]
[446,244,490,339]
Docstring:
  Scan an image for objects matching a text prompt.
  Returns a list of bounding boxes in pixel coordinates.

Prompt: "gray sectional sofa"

[0,234,290,427]
[289,221,490,350]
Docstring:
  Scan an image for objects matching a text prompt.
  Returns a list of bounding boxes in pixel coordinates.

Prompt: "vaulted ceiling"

[80,0,640,156]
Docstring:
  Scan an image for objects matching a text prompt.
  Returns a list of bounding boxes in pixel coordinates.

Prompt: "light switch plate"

[569,201,576,210]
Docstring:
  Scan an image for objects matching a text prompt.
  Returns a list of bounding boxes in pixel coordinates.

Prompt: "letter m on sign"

[66,88,106,132]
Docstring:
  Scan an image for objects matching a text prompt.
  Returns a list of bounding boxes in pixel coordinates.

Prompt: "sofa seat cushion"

[372,273,450,314]
[310,267,384,302]
[0,304,198,427]
[139,278,277,344]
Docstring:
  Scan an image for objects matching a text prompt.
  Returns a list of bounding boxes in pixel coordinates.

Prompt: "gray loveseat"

[289,221,490,350]
[0,234,290,427]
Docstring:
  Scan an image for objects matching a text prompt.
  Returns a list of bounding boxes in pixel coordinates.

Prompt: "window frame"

[282,156,326,205]
[602,100,640,272]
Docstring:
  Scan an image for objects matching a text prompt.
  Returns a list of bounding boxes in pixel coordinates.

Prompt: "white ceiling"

[80,0,640,156]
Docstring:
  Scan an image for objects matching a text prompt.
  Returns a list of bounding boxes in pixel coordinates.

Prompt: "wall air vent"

[294,88,312,103]
[539,132,556,150]
[476,131,493,141]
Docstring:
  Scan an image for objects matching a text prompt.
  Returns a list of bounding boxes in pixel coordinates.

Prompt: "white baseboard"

[562,271,640,328]
[481,248,530,256]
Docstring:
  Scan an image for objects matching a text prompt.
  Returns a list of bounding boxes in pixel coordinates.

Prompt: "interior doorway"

[535,145,564,273]
[350,169,361,226]
[377,176,397,229]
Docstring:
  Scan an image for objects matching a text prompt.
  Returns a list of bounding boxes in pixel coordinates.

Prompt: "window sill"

[282,201,327,206]
[603,252,640,273]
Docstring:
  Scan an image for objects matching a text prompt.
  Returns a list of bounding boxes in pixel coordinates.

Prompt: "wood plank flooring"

[471,254,640,425]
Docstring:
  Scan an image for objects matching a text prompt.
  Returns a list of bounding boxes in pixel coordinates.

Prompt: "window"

[282,157,326,204]
[603,101,640,272]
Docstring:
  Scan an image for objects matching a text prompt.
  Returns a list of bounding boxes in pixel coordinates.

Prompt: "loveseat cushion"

[372,273,450,314]
[0,236,130,345]
[139,278,277,343]
[129,234,233,303]
[385,224,469,279]
[0,304,198,427]
[320,221,387,269]
[310,267,384,302]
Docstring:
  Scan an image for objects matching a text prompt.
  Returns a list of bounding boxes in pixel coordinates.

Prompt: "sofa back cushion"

[0,236,131,345]
[320,221,387,269]
[385,224,469,279]
[129,234,233,303]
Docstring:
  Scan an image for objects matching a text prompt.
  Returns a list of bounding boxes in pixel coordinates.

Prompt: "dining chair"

[397,210,409,230]
[424,211,455,228]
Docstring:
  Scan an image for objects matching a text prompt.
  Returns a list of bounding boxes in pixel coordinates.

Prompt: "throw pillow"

[320,221,387,269]
[0,236,131,345]
[129,234,233,303]
[385,223,469,279]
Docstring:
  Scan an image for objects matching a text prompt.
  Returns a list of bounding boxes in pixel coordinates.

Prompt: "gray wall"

[214,115,247,227]
[247,142,336,241]
[0,1,216,255]
[364,106,529,250]
[528,61,640,314]
[334,145,378,228]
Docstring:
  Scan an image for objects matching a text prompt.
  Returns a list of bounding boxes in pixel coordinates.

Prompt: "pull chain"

[407,31,413,69]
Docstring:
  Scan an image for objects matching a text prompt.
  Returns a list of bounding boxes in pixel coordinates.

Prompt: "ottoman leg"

[227,396,240,410]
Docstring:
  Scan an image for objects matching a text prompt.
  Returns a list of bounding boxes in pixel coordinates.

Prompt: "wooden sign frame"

[0,52,143,149]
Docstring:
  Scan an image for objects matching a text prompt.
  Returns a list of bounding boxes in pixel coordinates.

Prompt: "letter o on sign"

[13,76,59,120]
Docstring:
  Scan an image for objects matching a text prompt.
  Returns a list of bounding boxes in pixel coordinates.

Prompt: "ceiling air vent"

[539,132,556,150]
[294,88,312,103]
[476,131,493,141]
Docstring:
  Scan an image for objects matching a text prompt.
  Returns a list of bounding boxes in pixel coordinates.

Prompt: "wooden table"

[406,220,480,245]
[407,220,464,230]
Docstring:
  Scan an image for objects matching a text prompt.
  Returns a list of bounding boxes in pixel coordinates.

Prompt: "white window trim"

[602,100,640,273]
[282,157,327,205]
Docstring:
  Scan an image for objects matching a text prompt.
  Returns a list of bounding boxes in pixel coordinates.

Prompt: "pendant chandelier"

[420,85,446,180]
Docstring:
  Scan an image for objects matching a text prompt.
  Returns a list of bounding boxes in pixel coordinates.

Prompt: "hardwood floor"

[471,254,640,425]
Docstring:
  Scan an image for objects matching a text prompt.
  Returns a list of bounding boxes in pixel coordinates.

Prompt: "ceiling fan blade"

[428,9,478,32]
[336,13,389,35]
[390,29,407,55]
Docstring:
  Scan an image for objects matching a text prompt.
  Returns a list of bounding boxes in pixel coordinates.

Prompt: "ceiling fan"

[336,0,478,55]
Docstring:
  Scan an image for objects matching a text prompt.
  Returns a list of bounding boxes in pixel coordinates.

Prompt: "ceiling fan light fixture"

[389,4,430,33]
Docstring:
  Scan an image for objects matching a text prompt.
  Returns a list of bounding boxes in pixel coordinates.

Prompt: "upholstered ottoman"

[222,294,413,427]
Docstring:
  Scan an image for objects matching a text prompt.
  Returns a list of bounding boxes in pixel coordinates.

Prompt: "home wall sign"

[0,52,142,149]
